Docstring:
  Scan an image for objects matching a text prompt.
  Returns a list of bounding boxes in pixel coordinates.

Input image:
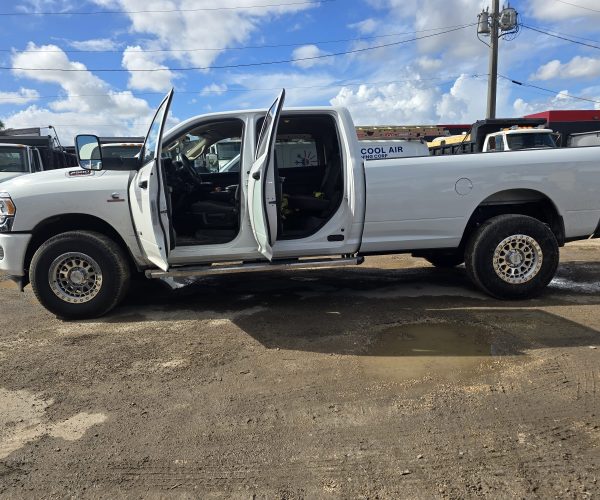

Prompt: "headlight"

[0,192,16,232]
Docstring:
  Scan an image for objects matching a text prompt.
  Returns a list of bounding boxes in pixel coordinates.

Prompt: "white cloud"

[227,71,340,108]
[532,56,600,81]
[513,84,600,116]
[330,81,439,125]
[436,75,491,123]
[348,18,379,34]
[0,88,40,106]
[201,83,228,96]
[513,98,536,117]
[329,74,511,125]
[4,43,158,144]
[122,46,175,91]
[362,0,487,59]
[525,0,600,22]
[69,38,120,51]
[16,0,75,13]
[291,44,331,69]
[90,0,318,71]
[416,56,443,72]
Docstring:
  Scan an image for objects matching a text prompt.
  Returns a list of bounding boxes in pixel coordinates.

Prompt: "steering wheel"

[178,153,204,186]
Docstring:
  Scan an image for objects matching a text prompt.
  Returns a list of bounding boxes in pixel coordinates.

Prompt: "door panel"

[129,89,174,271]
[247,89,285,260]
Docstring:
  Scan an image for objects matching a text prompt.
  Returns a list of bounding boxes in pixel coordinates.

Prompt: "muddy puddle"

[361,323,518,383]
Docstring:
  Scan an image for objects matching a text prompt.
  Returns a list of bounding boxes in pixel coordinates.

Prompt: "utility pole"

[487,0,500,119]
[477,2,519,119]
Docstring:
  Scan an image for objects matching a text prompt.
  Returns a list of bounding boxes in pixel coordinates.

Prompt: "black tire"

[423,252,464,268]
[29,231,131,319]
[465,214,559,300]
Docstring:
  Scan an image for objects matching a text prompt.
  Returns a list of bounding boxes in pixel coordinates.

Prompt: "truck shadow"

[109,261,600,358]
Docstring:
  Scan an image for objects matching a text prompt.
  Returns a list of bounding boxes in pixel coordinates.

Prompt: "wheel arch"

[460,189,565,249]
[24,213,142,280]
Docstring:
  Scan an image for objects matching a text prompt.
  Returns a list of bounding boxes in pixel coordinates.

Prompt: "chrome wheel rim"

[493,234,543,284]
[48,252,103,304]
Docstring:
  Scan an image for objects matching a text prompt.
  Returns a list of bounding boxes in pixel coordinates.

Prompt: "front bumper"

[0,233,32,277]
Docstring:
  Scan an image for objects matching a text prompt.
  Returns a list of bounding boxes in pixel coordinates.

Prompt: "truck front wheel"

[29,231,130,319]
[465,215,559,300]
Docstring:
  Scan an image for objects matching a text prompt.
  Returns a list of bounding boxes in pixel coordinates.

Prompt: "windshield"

[0,147,27,173]
[507,133,556,150]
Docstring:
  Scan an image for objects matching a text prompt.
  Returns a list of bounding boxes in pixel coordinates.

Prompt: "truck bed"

[360,146,600,253]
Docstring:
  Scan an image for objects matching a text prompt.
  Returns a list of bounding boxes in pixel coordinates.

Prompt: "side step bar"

[146,256,364,279]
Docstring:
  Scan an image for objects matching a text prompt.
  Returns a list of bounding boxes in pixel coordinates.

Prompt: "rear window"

[507,133,556,150]
[0,147,27,172]
[275,134,319,169]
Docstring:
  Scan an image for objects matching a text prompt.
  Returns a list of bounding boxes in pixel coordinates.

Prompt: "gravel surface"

[0,242,599,498]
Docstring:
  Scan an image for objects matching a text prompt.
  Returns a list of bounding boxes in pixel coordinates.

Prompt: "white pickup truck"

[0,143,44,183]
[1,89,599,319]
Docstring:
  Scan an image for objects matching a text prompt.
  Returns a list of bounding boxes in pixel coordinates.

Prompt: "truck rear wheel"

[465,215,559,300]
[29,231,130,319]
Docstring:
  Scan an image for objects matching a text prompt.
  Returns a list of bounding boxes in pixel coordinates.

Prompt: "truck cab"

[124,90,363,269]
[0,143,44,183]
[483,128,557,152]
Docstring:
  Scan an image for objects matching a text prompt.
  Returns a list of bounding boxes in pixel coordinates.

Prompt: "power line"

[553,0,600,14]
[499,74,600,105]
[0,75,485,102]
[521,24,600,50]
[0,0,334,16]
[524,24,600,45]
[5,24,476,73]
[0,24,472,54]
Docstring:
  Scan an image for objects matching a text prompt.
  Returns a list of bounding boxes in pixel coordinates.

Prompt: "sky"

[1,0,600,144]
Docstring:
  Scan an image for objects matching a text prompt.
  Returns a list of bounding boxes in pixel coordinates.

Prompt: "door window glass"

[142,94,171,165]
[256,98,279,160]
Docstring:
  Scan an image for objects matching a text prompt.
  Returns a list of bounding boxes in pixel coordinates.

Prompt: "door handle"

[139,180,148,189]
[252,171,260,181]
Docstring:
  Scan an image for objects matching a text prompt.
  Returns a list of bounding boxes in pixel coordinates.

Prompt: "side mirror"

[75,135,103,170]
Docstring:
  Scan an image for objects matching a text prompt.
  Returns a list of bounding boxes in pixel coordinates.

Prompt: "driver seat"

[189,185,239,229]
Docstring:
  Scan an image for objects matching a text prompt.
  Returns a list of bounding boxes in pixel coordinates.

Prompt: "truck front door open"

[129,90,174,271]
[247,89,285,260]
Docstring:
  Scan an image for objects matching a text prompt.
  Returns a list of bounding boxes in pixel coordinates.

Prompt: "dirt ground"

[0,242,599,499]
